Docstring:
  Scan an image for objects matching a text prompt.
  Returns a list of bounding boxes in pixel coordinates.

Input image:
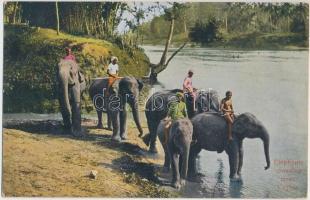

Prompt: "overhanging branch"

[164,41,188,67]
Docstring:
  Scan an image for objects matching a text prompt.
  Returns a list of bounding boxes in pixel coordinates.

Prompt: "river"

[142,45,308,198]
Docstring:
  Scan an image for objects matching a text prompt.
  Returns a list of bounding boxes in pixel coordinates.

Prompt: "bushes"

[189,18,223,45]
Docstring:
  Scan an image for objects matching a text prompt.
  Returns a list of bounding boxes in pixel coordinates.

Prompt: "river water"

[142,45,308,198]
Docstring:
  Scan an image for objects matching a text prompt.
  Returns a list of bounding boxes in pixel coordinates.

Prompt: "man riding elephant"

[163,92,188,145]
[58,47,86,136]
[107,56,121,94]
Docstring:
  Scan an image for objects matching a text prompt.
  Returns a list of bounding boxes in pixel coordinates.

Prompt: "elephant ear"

[136,78,143,91]
[233,113,257,135]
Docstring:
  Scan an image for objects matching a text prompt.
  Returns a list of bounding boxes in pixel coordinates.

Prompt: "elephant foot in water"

[172,179,186,190]
[187,173,205,183]
[229,174,242,182]
[172,181,181,190]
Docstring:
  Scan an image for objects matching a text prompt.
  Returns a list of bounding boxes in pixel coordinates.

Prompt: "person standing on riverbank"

[64,47,76,61]
[183,69,197,111]
[107,56,119,89]
[220,91,234,140]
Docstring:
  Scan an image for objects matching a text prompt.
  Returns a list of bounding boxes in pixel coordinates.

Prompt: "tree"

[149,2,188,84]
[189,18,222,44]
[55,2,60,35]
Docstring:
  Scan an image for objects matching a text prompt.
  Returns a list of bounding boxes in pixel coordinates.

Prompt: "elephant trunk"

[131,100,143,137]
[60,71,71,116]
[261,128,270,170]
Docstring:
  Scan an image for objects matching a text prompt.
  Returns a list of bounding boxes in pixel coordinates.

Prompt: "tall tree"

[149,3,188,83]
[55,2,60,35]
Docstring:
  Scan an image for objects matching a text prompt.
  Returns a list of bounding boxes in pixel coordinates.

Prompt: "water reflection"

[229,177,244,198]
[211,159,226,198]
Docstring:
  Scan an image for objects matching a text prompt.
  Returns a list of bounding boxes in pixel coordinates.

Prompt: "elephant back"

[192,113,227,151]
[196,89,220,113]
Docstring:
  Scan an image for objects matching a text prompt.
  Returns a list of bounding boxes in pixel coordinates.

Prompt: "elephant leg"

[110,110,121,142]
[59,97,72,132]
[157,127,170,172]
[58,85,72,133]
[226,140,239,180]
[96,110,103,128]
[188,144,202,178]
[168,143,181,189]
[149,120,160,153]
[107,111,112,130]
[180,144,190,186]
[163,144,171,172]
[71,86,82,135]
[71,102,82,134]
[237,140,244,175]
[120,108,127,140]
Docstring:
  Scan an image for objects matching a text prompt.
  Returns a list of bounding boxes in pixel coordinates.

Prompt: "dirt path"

[3,120,177,197]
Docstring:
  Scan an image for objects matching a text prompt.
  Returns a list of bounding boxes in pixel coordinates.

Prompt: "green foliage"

[140,2,308,48]
[3,25,150,113]
[189,18,222,44]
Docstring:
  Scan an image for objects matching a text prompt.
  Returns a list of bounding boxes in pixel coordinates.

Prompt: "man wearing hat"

[107,56,119,89]
[183,69,197,111]
[163,92,188,145]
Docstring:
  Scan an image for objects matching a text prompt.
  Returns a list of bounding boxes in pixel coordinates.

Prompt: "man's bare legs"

[224,114,234,140]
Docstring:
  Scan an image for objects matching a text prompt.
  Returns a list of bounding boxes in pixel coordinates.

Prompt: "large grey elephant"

[57,59,86,136]
[89,76,143,141]
[188,112,270,180]
[157,118,193,189]
[144,89,220,153]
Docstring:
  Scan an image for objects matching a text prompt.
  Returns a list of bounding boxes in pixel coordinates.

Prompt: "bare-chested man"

[220,91,234,140]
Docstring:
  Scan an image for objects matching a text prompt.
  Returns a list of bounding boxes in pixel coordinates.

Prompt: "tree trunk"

[149,18,188,84]
[12,2,18,24]
[159,18,175,66]
[225,14,228,32]
[183,18,187,34]
[55,2,60,35]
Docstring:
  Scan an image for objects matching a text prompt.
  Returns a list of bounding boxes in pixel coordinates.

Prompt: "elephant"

[57,59,86,136]
[144,89,220,153]
[188,112,270,180]
[157,118,193,189]
[89,76,144,141]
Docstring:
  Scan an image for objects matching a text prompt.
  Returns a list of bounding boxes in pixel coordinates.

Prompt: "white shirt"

[108,63,119,74]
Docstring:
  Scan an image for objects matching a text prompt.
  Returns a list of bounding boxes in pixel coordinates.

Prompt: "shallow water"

[143,45,308,198]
